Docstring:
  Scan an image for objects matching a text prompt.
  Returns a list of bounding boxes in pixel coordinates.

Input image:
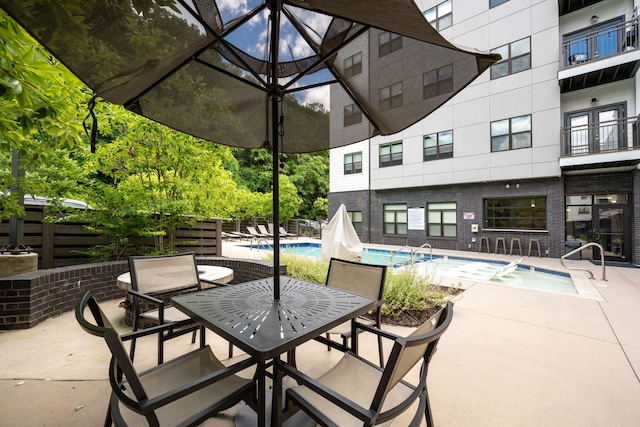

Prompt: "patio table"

[172,276,377,427]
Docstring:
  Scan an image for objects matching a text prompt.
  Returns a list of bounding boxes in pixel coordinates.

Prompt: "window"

[490,0,509,8]
[379,32,402,57]
[348,211,363,233]
[424,130,453,161]
[384,203,407,235]
[490,37,530,79]
[344,152,362,175]
[380,82,403,110]
[423,64,453,98]
[491,114,531,152]
[485,197,546,230]
[344,104,362,126]
[563,104,625,156]
[379,141,403,167]
[424,0,452,31]
[344,52,362,77]
[428,202,457,237]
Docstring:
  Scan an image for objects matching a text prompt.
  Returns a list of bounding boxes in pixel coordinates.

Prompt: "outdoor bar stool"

[495,237,507,255]
[479,236,491,253]
[510,237,523,256]
[528,238,542,257]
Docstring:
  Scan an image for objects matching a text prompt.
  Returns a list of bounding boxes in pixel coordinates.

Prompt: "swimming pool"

[246,242,577,295]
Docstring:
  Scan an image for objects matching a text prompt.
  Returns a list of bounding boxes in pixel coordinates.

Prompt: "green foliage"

[263,254,451,318]
[381,266,450,317]
[0,10,88,218]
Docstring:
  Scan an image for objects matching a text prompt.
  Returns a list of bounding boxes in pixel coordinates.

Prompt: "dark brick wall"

[0,258,281,330]
[330,177,567,257]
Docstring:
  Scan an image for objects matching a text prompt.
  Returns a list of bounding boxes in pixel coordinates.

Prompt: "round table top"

[116,265,234,290]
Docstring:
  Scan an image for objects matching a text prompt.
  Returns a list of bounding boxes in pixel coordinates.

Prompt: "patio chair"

[247,226,270,238]
[257,224,275,237]
[316,258,387,367]
[128,252,203,364]
[229,230,254,240]
[279,226,298,239]
[275,301,454,427]
[75,291,257,427]
[221,231,243,240]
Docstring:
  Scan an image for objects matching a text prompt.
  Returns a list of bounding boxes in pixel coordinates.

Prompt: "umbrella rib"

[193,57,267,93]
[177,0,269,88]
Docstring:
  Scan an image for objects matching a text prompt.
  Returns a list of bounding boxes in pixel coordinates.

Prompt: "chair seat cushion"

[140,306,192,323]
[288,353,414,427]
[120,346,253,425]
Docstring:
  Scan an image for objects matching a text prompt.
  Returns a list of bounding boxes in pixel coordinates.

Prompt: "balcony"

[559,18,640,93]
[560,115,640,171]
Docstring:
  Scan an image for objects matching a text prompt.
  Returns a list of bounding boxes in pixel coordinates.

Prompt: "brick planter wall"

[0,257,283,330]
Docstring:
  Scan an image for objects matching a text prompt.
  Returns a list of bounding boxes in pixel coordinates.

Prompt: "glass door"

[592,205,627,261]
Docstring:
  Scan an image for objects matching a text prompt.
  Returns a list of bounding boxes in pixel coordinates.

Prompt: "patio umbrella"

[0,1,499,299]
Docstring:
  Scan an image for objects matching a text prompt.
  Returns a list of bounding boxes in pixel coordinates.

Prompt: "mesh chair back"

[326,258,386,301]
[371,301,454,413]
[129,252,200,294]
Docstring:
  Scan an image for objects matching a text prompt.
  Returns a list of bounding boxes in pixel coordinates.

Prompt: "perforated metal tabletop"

[172,276,376,361]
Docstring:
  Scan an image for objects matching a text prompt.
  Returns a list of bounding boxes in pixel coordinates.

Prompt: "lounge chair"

[257,224,275,237]
[279,226,298,239]
[229,231,254,240]
[221,231,243,240]
[246,226,270,238]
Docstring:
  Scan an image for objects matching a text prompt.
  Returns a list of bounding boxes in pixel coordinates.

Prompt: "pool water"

[247,242,577,295]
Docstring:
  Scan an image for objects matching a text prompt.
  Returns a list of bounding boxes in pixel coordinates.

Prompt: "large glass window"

[379,32,402,57]
[384,203,407,235]
[344,152,362,175]
[379,141,403,167]
[423,64,453,99]
[348,211,363,233]
[344,52,362,77]
[428,202,457,237]
[485,197,546,230]
[491,37,531,79]
[491,115,532,152]
[380,82,403,110]
[424,0,453,31]
[344,104,362,127]
[424,130,453,161]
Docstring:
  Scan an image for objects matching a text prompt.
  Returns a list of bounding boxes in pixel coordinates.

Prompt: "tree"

[0,10,87,218]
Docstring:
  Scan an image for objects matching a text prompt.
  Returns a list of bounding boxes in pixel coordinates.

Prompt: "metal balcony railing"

[561,17,638,68]
[561,115,640,157]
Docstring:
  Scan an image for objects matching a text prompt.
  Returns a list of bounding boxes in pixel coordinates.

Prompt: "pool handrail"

[413,243,433,263]
[560,242,606,281]
[391,246,414,266]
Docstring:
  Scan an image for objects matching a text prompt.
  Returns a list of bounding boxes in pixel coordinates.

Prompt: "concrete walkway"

[1,240,639,426]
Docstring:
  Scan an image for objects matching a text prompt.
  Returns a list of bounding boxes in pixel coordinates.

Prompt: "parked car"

[297,219,320,235]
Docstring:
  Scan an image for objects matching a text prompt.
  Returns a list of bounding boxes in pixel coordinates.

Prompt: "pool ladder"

[560,242,607,281]
[391,243,433,265]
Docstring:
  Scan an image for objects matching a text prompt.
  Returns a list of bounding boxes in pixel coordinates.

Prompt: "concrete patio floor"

[1,239,639,426]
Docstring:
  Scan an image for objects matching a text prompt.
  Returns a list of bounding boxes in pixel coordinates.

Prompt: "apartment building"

[328,0,640,263]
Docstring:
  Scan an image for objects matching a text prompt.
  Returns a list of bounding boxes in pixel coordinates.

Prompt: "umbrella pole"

[270,0,281,300]
[272,93,280,300]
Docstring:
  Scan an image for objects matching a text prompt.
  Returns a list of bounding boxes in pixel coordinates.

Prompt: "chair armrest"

[127,290,164,306]
[119,319,196,342]
[354,322,401,341]
[275,359,374,422]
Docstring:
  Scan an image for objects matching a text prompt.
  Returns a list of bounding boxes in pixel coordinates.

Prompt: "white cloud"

[302,85,330,110]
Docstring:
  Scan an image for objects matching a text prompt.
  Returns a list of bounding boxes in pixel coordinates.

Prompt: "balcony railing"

[561,18,638,68]
[561,115,640,157]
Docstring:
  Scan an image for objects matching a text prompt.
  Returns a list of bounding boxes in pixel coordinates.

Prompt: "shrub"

[265,253,452,318]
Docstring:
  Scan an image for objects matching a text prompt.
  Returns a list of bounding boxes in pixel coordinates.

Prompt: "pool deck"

[1,238,639,426]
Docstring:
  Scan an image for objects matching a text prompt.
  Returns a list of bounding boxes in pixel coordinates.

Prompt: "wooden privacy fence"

[0,206,223,269]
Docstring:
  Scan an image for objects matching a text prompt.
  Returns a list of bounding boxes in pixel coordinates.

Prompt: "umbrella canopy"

[321,204,362,262]
[0,1,500,298]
